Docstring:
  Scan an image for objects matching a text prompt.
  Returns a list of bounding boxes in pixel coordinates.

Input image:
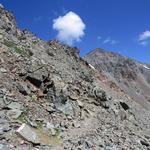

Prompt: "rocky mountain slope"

[0,5,150,150]
[84,48,150,109]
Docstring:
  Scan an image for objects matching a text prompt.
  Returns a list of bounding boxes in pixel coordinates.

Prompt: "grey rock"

[120,102,129,111]
[72,121,80,128]
[55,100,75,116]
[0,118,10,135]
[7,102,22,110]
[77,100,84,108]
[27,119,38,128]
[16,123,40,144]
[17,82,30,95]
[104,146,113,150]
[0,68,7,73]
[46,122,57,136]
[120,110,127,121]
[140,140,149,147]
[0,97,5,108]
[45,105,55,113]
[93,86,107,102]
[7,109,22,119]
[0,144,7,150]
[6,102,23,119]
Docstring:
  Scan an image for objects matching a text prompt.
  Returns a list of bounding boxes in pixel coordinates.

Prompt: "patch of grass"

[15,47,24,54]
[54,128,61,137]
[28,93,37,102]
[35,128,61,146]
[3,40,32,58]
[15,47,32,58]
[17,111,28,123]
[3,39,16,48]
[35,120,44,128]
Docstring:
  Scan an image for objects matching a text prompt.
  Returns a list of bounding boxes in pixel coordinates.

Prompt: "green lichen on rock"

[3,39,31,57]
[15,47,24,54]
[3,39,15,47]
[17,111,28,124]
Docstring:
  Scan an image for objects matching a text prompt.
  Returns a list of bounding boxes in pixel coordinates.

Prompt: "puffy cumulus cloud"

[138,30,150,46]
[53,11,85,45]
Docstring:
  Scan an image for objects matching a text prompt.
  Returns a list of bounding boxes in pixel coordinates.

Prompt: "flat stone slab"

[0,144,8,150]
[16,123,40,144]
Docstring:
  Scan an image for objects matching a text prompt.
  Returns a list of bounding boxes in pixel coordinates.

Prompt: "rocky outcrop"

[0,5,150,150]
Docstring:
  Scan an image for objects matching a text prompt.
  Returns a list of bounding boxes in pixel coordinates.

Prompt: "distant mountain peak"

[84,48,150,109]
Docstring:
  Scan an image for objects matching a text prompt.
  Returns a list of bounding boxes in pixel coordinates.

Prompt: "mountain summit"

[0,6,150,150]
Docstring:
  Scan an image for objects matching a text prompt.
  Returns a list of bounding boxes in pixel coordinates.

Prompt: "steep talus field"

[0,5,150,150]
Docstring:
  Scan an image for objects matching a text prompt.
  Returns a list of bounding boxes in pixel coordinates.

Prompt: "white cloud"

[111,40,118,45]
[103,37,111,44]
[97,36,102,40]
[103,37,118,45]
[139,41,148,46]
[138,30,150,46]
[53,11,86,45]
[139,30,150,41]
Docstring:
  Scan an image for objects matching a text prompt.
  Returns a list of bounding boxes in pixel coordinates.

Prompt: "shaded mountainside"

[1,5,150,150]
[84,48,150,109]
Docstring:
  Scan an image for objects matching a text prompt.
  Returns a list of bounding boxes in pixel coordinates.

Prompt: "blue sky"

[1,0,150,63]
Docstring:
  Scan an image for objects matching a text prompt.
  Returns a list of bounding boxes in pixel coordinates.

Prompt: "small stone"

[6,102,23,119]
[77,100,84,108]
[0,68,7,73]
[56,100,75,116]
[69,95,78,100]
[72,121,80,128]
[120,110,127,121]
[9,145,14,149]
[16,123,40,144]
[104,146,113,150]
[140,140,149,147]
[0,98,5,108]
[27,119,38,128]
[67,116,72,120]
[46,106,55,113]
[0,118,11,135]
[46,122,56,136]
[46,122,55,129]
[120,102,129,111]
[36,118,45,122]
[17,83,30,95]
